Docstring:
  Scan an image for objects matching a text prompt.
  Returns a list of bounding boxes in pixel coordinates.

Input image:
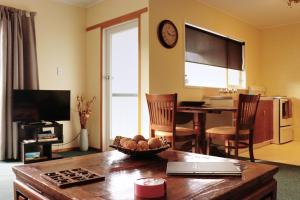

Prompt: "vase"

[80,129,89,151]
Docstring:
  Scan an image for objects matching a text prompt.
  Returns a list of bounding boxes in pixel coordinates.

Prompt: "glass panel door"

[103,20,139,150]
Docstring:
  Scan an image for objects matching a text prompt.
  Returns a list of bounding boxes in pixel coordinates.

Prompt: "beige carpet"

[240,141,300,166]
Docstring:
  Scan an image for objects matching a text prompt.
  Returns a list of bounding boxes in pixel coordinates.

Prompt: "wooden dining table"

[177,106,237,154]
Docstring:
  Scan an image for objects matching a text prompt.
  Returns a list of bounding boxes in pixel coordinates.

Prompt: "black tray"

[41,168,105,188]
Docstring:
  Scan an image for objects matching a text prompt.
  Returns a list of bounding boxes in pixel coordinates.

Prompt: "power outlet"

[57,67,63,76]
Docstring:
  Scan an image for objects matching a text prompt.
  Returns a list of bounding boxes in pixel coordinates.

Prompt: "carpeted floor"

[0,160,20,200]
[0,150,98,200]
[270,161,300,200]
[1,151,300,200]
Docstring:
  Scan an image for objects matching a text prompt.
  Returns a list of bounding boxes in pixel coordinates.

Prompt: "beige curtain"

[0,6,39,160]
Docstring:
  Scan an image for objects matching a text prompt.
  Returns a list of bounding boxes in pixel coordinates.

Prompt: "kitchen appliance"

[272,97,294,144]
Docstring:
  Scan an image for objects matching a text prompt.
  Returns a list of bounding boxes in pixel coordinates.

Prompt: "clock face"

[158,20,178,48]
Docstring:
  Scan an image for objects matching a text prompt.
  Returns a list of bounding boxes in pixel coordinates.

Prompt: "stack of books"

[23,139,36,144]
[25,152,48,161]
[38,133,58,142]
[25,152,40,160]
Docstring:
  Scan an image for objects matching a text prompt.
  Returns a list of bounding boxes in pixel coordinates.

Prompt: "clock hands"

[167,30,176,36]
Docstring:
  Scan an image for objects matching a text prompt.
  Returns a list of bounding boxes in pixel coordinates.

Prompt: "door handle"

[104,74,110,80]
[104,75,114,80]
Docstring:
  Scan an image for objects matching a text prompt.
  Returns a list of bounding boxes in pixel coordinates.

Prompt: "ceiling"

[57,0,300,28]
[56,0,102,7]
[198,0,300,29]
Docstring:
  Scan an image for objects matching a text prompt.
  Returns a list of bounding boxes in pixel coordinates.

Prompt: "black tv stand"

[18,121,63,164]
[28,121,46,126]
[28,121,59,125]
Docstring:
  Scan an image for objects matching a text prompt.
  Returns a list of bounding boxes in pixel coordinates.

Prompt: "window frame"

[184,23,246,89]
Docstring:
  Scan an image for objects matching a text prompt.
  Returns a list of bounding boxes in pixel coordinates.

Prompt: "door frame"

[86,8,148,151]
[101,19,140,151]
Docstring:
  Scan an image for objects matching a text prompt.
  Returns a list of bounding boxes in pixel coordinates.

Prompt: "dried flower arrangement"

[76,96,96,129]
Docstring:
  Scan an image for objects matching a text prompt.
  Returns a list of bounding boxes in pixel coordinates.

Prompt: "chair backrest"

[236,94,261,131]
[146,93,177,133]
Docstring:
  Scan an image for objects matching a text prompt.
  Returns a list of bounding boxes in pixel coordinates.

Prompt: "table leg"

[199,113,206,154]
[193,113,206,154]
[193,113,200,153]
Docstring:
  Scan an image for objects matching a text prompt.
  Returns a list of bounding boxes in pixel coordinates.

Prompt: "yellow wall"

[86,29,101,149]
[261,24,300,141]
[148,0,262,101]
[86,0,263,149]
[86,0,148,27]
[5,0,289,151]
[86,0,149,149]
[0,0,86,150]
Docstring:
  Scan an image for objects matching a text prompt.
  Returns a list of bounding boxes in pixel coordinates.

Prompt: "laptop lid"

[166,162,242,176]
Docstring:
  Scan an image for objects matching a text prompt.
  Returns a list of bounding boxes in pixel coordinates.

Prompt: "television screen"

[12,90,70,122]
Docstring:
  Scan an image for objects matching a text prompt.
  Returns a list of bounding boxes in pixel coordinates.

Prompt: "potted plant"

[76,96,96,151]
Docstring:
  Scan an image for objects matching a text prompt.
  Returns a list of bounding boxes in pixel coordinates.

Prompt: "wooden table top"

[13,150,278,200]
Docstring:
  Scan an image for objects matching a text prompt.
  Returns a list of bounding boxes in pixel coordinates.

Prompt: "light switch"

[57,67,63,76]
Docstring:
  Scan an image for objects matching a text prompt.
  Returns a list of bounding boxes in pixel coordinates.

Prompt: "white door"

[102,20,139,150]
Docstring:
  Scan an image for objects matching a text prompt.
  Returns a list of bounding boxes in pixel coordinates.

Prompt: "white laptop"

[166,162,242,176]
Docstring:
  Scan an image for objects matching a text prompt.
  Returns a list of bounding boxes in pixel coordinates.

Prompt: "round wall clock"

[157,20,178,48]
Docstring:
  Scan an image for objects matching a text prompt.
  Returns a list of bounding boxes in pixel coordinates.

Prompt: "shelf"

[21,140,62,145]
[24,156,49,164]
[18,122,64,163]
[24,154,63,164]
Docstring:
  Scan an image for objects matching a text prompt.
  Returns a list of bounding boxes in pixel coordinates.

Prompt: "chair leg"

[233,137,239,160]
[249,132,255,162]
[225,140,230,157]
[233,140,239,160]
[172,136,176,150]
[234,147,239,160]
[227,144,231,158]
[206,136,211,155]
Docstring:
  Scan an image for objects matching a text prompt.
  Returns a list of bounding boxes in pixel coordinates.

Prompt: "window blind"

[185,25,244,71]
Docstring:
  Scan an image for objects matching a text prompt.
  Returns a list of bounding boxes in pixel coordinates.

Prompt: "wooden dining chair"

[146,93,196,152]
[206,94,260,162]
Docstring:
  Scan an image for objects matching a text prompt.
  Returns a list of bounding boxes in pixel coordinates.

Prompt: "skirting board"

[239,140,272,153]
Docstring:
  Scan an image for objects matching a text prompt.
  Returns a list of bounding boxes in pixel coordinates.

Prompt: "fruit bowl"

[109,136,170,157]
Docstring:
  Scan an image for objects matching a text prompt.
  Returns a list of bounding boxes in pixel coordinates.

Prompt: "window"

[185,24,246,89]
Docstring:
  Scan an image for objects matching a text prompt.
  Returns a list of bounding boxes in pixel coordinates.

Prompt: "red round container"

[134,178,166,199]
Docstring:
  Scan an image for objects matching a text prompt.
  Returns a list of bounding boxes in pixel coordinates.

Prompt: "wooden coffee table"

[13,150,278,200]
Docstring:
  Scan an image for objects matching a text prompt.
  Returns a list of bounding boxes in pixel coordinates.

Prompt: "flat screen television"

[12,90,70,122]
